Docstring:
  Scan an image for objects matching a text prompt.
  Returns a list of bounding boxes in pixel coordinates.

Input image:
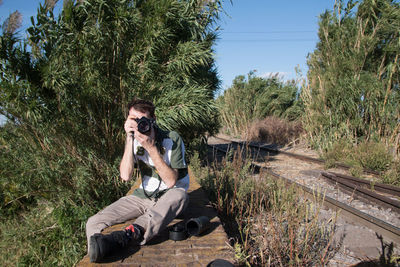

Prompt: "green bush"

[322,139,399,185]
[323,140,393,171]
[323,140,352,162]
[0,0,223,264]
[217,72,303,138]
[355,141,393,172]
[0,203,83,266]
[303,0,400,154]
[383,160,400,186]
[323,140,362,169]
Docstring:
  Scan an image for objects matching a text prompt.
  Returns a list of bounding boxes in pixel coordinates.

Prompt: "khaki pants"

[86,188,188,251]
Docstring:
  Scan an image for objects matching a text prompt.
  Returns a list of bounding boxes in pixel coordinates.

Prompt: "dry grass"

[244,116,303,146]
[190,148,338,266]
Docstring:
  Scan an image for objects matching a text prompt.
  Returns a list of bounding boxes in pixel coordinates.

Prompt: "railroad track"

[213,135,381,176]
[207,136,400,245]
[211,136,400,208]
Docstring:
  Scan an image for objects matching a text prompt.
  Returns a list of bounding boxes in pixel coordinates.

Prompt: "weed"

[323,140,352,162]
[349,165,363,178]
[0,202,84,266]
[355,141,392,172]
[234,242,251,266]
[191,148,338,266]
[383,160,400,186]
[324,158,337,169]
[323,140,398,184]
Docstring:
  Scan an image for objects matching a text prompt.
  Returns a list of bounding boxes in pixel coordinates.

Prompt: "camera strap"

[132,133,165,200]
[142,171,162,200]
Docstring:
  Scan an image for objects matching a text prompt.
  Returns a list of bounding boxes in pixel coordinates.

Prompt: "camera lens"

[138,121,150,133]
[136,117,152,134]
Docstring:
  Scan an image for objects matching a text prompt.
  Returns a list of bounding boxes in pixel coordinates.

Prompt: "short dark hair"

[127,99,155,118]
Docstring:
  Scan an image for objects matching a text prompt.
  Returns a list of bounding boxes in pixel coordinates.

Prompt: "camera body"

[135,117,155,134]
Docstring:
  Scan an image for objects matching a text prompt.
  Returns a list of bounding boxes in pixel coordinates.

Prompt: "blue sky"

[0,0,335,90]
[215,1,334,90]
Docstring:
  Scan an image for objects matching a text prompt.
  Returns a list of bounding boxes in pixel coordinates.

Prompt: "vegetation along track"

[208,135,400,245]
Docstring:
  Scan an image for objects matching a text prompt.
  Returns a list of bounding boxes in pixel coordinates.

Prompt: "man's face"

[128,108,152,120]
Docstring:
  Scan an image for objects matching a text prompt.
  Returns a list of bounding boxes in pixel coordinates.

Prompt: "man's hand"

[124,115,137,136]
[125,115,156,152]
[123,112,178,187]
[133,126,156,152]
[133,125,178,188]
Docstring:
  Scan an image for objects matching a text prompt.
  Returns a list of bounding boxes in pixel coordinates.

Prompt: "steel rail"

[327,171,400,197]
[211,136,400,198]
[212,136,381,176]
[321,172,400,213]
[208,144,400,245]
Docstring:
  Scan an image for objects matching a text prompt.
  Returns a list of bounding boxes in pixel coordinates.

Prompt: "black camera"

[135,117,155,134]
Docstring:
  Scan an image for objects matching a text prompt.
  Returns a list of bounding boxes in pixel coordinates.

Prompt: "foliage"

[356,141,393,172]
[0,121,130,265]
[325,139,394,173]
[246,116,303,146]
[383,161,400,186]
[217,72,303,138]
[0,201,85,266]
[303,0,400,154]
[191,149,338,266]
[0,0,223,264]
[323,139,400,184]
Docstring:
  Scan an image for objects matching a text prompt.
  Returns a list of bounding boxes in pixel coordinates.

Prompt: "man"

[86,99,190,262]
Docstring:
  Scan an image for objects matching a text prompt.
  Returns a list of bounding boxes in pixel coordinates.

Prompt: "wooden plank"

[77,170,235,266]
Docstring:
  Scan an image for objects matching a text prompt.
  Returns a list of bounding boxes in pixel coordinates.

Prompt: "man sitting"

[86,99,189,262]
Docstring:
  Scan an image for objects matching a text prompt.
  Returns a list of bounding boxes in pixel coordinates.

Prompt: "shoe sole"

[89,234,102,262]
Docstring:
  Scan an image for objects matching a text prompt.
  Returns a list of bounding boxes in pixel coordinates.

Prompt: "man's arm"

[146,145,178,188]
[120,135,135,181]
[134,129,178,188]
[120,116,137,181]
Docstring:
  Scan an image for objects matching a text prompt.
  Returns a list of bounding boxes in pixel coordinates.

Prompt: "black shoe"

[89,234,102,262]
[89,231,131,263]
[125,224,144,243]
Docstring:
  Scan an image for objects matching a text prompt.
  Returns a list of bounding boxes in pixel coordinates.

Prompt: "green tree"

[0,0,223,264]
[304,0,400,151]
[217,72,302,137]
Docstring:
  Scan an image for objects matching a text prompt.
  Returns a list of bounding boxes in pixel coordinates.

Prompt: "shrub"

[303,0,400,156]
[0,202,84,266]
[323,140,357,169]
[383,160,400,186]
[245,116,303,146]
[355,141,393,172]
[217,72,303,138]
[323,140,352,162]
[323,139,400,185]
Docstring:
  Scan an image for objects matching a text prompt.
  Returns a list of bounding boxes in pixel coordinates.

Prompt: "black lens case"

[169,223,187,241]
[169,216,211,241]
